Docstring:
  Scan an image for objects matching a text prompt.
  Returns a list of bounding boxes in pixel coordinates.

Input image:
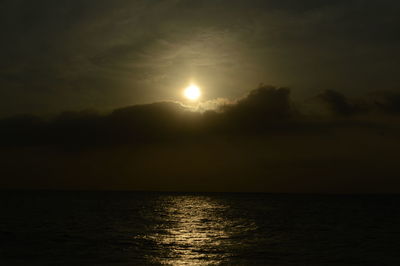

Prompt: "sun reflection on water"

[145,195,244,265]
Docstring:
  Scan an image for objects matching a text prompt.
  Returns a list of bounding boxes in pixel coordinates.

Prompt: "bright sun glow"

[183,84,201,101]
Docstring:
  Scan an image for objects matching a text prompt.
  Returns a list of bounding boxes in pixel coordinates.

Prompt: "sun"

[183,84,201,101]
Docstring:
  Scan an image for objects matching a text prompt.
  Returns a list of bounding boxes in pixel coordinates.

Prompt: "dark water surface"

[0,191,399,265]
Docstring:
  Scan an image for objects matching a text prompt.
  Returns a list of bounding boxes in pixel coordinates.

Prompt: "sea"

[0,191,399,265]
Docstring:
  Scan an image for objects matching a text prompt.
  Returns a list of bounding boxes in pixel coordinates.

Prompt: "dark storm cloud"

[1,85,399,150]
[2,85,400,192]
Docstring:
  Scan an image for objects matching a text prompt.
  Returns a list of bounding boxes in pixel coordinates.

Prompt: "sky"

[1,1,400,193]
[1,0,400,116]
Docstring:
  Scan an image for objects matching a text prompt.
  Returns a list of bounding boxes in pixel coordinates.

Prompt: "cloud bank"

[1,84,399,149]
[1,85,400,193]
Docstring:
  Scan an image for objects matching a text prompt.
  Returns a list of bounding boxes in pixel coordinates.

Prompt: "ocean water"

[0,192,399,265]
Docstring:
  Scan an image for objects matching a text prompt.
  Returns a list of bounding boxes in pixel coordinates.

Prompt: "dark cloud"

[1,85,400,192]
[312,90,400,116]
[0,85,302,150]
[1,85,399,150]
[315,89,358,116]
[224,86,294,119]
